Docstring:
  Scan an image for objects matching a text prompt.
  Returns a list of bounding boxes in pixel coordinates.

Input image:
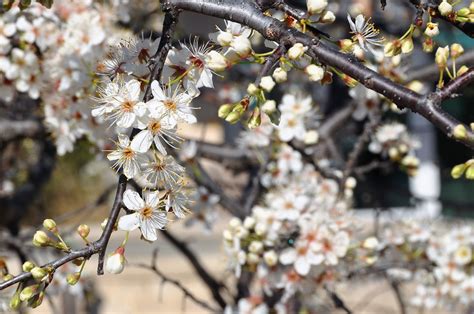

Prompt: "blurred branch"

[0,119,42,141]
[405,50,474,82]
[160,229,228,309]
[132,249,220,312]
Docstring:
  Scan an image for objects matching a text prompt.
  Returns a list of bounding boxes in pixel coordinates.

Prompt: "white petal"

[130,130,153,153]
[118,213,140,231]
[140,220,158,241]
[279,248,296,265]
[107,150,122,161]
[117,112,135,128]
[295,257,310,276]
[153,136,168,156]
[123,190,145,210]
[126,79,141,100]
[144,190,161,208]
[151,80,166,100]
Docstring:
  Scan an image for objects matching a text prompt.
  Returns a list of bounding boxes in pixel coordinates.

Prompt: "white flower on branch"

[347,14,384,54]
[107,134,144,179]
[119,189,168,242]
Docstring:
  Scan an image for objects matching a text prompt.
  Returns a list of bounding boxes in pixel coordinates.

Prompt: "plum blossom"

[107,134,144,179]
[119,189,168,241]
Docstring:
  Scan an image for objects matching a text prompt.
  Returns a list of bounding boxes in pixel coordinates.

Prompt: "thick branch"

[164,0,474,149]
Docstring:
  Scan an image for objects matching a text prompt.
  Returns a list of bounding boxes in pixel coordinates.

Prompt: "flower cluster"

[369,122,420,175]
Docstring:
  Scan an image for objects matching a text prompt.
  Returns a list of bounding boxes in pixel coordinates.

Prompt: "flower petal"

[118,213,140,231]
[123,189,145,210]
[130,130,153,153]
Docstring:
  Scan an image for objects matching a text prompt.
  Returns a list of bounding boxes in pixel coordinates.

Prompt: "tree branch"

[164,0,474,149]
[0,174,127,291]
[160,229,227,309]
[131,249,220,312]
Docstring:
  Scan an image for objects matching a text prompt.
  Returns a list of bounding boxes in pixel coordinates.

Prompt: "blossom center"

[141,206,153,218]
[149,120,162,135]
[164,99,177,111]
[123,147,135,159]
[189,55,204,68]
[121,99,136,112]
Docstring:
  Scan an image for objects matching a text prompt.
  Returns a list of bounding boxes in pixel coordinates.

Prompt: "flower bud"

[339,39,354,52]
[30,267,48,281]
[217,31,233,46]
[451,163,467,179]
[305,64,324,82]
[223,230,233,241]
[362,237,379,250]
[457,7,470,17]
[247,253,260,264]
[307,0,328,14]
[466,165,474,180]
[249,241,264,254]
[101,218,108,230]
[247,83,260,96]
[304,130,319,144]
[248,108,262,129]
[43,219,57,233]
[438,1,453,16]
[401,37,414,54]
[259,76,275,92]
[19,284,38,301]
[345,177,357,189]
[9,291,21,310]
[408,80,424,93]
[231,36,252,57]
[423,37,434,53]
[77,224,90,239]
[263,250,278,266]
[225,111,241,124]
[218,104,233,118]
[22,261,35,272]
[457,65,469,76]
[255,222,267,236]
[106,247,125,274]
[320,10,336,23]
[435,46,449,69]
[272,67,287,83]
[30,291,44,308]
[67,272,81,285]
[262,100,276,114]
[424,22,439,37]
[450,43,464,58]
[453,124,467,140]
[384,40,401,57]
[229,217,242,229]
[288,43,307,60]
[32,231,51,247]
[243,217,256,229]
[206,51,228,72]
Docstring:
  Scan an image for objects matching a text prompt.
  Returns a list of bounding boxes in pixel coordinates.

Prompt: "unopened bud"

[248,107,261,129]
[272,67,287,83]
[30,267,47,281]
[401,37,414,54]
[247,83,260,96]
[243,217,256,229]
[106,247,126,274]
[384,40,401,57]
[19,284,38,301]
[457,65,469,76]
[66,272,81,285]
[43,219,57,233]
[345,177,357,189]
[287,43,307,60]
[438,1,453,16]
[307,0,328,15]
[453,124,467,140]
[305,64,324,82]
[451,163,467,179]
[101,218,108,230]
[259,76,275,92]
[320,10,336,23]
[457,7,470,17]
[249,241,264,254]
[466,165,474,180]
[77,224,90,238]
[9,291,21,310]
[218,104,233,119]
[339,39,354,52]
[32,231,51,247]
[263,250,278,266]
[435,46,449,69]
[450,43,464,58]
[22,261,35,272]
[262,100,276,114]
